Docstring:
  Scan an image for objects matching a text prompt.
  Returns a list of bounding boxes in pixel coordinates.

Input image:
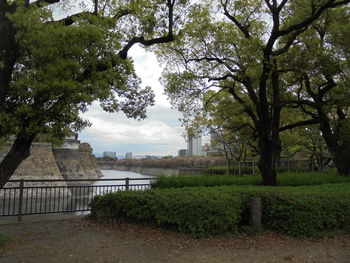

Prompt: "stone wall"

[0,142,102,185]
[0,142,69,191]
[53,146,103,183]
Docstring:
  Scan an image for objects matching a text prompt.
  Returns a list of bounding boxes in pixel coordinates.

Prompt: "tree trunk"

[0,133,35,188]
[319,119,350,176]
[332,147,350,176]
[258,135,281,186]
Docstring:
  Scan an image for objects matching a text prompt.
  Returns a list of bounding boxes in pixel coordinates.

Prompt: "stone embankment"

[53,143,103,184]
[0,142,102,186]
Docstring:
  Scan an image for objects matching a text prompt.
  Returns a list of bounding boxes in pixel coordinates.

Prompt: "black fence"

[0,178,152,221]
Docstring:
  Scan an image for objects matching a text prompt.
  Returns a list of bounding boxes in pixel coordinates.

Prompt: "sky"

[79,46,188,157]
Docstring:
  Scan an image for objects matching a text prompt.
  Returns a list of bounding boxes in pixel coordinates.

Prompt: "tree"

[158,0,350,185]
[0,0,188,187]
[282,6,350,175]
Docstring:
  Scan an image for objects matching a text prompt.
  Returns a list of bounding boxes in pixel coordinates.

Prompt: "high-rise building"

[178,149,188,157]
[125,152,132,159]
[187,136,203,156]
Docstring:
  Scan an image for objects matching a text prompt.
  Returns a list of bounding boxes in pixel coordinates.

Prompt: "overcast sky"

[79,45,188,157]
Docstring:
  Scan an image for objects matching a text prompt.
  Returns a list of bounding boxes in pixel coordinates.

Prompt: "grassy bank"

[151,170,350,188]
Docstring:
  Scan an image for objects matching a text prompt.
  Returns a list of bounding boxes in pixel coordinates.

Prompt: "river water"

[96,170,155,186]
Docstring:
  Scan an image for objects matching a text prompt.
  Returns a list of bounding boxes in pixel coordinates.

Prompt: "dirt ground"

[0,217,349,263]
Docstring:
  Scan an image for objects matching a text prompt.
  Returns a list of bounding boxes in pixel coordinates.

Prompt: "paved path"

[0,217,349,263]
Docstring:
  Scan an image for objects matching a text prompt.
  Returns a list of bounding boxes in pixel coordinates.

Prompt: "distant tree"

[158,0,350,185]
[0,0,188,187]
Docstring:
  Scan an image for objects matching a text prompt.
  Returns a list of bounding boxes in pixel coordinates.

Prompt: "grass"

[151,170,350,188]
[0,233,13,248]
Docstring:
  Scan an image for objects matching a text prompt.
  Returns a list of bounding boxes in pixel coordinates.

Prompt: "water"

[96,170,154,186]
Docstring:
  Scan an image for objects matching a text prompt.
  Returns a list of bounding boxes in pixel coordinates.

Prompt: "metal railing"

[0,178,152,221]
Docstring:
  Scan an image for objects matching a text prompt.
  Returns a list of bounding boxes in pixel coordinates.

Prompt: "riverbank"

[97,157,228,177]
[99,165,207,177]
[1,218,349,263]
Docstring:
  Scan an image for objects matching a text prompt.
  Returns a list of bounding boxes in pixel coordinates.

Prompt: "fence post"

[17,179,24,222]
[238,161,241,177]
[125,177,130,191]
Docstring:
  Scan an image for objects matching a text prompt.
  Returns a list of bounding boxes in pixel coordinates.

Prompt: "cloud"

[79,103,187,156]
[79,44,189,156]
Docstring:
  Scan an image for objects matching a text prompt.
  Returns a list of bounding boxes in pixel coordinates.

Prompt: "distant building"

[103,151,116,158]
[125,152,132,159]
[187,136,204,156]
[178,149,188,157]
[144,155,159,159]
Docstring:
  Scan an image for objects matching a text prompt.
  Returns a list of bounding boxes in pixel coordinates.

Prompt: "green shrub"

[90,188,243,237]
[90,183,350,238]
[152,171,350,188]
[204,165,254,175]
[151,174,262,188]
[229,183,350,237]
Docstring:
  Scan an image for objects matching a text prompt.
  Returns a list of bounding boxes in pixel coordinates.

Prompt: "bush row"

[204,165,308,176]
[151,171,350,188]
[90,187,242,237]
[90,183,350,238]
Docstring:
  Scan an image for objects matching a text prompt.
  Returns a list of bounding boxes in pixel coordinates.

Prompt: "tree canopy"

[0,0,189,187]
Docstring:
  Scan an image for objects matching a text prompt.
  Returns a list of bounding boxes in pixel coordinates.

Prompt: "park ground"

[0,217,349,263]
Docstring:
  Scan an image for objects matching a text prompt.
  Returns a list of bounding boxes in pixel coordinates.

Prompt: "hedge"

[90,183,350,238]
[90,187,243,237]
[204,165,254,175]
[151,171,350,188]
[204,165,306,176]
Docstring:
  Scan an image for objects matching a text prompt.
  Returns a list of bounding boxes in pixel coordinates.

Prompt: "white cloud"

[78,43,193,156]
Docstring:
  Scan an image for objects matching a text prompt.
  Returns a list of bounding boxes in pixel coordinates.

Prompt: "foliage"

[151,170,350,188]
[90,187,243,237]
[157,0,350,184]
[90,183,350,238]
[204,165,257,175]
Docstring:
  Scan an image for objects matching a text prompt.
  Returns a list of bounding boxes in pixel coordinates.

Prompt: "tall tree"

[282,6,350,175]
[0,0,188,187]
[158,0,350,185]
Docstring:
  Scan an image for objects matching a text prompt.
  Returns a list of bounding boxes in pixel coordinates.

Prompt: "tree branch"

[279,118,320,132]
[118,0,175,59]
[278,0,350,37]
[221,0,250,38]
